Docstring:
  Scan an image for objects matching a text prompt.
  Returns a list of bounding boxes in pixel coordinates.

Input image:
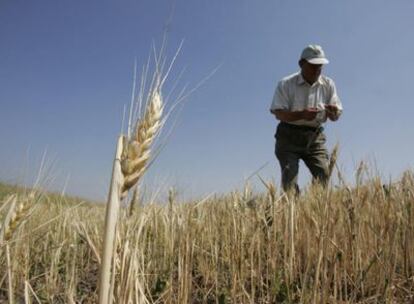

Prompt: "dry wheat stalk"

[98,135,124,304]
[99,41,190,303]
[128,186,140,216]
[258,176,276,203]
[328,142,339,180]
[99,57,165,304]
[6,244,14,304]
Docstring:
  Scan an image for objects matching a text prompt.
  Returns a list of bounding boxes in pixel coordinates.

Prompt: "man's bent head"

[298,45,329,85]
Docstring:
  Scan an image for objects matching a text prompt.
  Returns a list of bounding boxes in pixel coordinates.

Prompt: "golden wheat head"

[120,90,163,197]
[1,193,33,244]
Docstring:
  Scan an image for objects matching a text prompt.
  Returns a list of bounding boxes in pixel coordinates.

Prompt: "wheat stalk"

[98,40,192,303]
[128,186,140,216]
[98,135,124,304]
[6,243,14,304]
[99,52,166,304]
[328,142,339,180]
[0,193,33,304]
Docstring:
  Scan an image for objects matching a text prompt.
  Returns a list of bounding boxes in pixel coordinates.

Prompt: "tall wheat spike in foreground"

[98,89,163,304]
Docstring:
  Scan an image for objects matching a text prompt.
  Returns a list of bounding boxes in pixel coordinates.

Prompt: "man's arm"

[270,108,319,122]
[325,79,342,121]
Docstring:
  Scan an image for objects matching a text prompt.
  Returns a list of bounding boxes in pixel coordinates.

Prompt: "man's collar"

[297,72,323,86]
[297,73,306,85]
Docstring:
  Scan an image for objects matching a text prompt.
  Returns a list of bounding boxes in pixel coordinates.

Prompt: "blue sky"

[1,0,413,201]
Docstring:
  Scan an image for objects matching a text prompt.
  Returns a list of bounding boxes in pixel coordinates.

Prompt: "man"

[270,44,342,193]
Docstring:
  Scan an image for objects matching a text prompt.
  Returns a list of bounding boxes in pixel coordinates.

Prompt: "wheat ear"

[0,195,17,245]
[121,90,163,197]
[1,194,32,244]
[328,142,339,180]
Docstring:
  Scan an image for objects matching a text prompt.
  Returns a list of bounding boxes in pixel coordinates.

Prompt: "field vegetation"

[1,169,413,303]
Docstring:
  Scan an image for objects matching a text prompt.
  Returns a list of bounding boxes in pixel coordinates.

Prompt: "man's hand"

[271,108,321,122]
[325,104,340,121]
[300,108,319,121]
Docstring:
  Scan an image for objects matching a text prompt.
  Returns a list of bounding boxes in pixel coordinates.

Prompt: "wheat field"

[0,170,413,303]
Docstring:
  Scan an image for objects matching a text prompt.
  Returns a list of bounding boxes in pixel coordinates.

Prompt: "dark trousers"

[275,122,329,192]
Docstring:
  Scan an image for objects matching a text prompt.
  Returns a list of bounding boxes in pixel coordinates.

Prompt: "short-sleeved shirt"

[270,72,342,127]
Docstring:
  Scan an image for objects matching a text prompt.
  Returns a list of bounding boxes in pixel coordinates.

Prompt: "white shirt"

[270,72,342,127]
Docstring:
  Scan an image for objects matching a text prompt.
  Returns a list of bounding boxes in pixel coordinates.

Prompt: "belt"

[279,122,323,132]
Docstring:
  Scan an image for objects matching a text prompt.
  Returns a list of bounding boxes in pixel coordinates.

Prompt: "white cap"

[300,45,329,65]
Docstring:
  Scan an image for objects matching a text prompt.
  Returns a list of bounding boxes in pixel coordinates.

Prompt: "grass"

[0,170,413,303]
